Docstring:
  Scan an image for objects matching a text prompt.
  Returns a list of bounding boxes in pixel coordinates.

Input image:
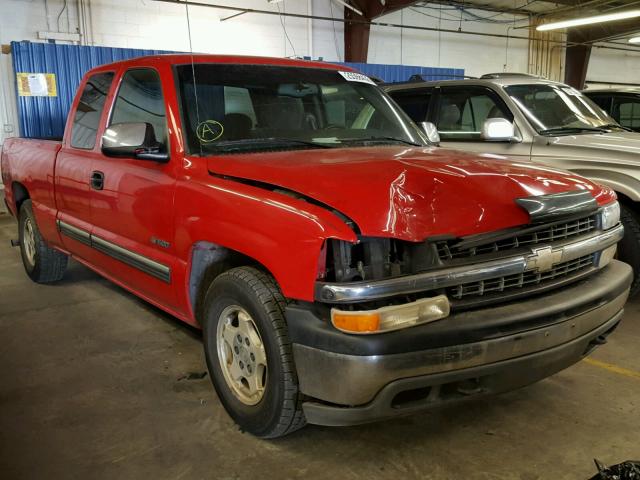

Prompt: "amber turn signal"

[332,312,381,333]
[331,295,450,335]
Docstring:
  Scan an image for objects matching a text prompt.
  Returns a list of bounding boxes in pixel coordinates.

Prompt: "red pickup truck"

[1,54,631,438]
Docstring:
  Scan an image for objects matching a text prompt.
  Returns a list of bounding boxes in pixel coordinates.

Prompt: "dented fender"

[173,174,358,312]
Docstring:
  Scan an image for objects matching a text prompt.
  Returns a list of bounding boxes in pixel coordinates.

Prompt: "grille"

[437,215,597,261]
[447,254,595,300]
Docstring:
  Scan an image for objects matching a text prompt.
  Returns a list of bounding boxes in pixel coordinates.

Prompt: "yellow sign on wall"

[16,73,57,97]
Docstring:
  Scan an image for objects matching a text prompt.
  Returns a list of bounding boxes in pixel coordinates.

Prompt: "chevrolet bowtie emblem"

[525,246,564,273]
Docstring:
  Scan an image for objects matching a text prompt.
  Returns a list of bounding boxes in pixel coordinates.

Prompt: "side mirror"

[101,122,169,162]
[420,121,440,145]
[482,118,517,142]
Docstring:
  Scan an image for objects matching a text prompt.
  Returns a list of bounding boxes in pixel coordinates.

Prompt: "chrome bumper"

[315,223,624,303]
[294,260,631,410]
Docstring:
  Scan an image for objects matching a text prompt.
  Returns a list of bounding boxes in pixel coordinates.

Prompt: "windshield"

[175,64,427,155]
[505,83,618,135]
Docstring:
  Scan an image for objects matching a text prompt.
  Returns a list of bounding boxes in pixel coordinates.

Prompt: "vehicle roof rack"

[408,73,477,82]
[480,73,543,79]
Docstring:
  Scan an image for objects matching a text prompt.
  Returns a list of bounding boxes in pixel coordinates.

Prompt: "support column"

[564,33,591,89]
[344,10,370,62]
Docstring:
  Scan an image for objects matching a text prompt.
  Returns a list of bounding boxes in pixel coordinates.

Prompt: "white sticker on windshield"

[338,71,376,85]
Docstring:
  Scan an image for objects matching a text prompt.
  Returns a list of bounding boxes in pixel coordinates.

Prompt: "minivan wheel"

[202,266,306,438]
[18,200,68,283]
[617,203,640,296]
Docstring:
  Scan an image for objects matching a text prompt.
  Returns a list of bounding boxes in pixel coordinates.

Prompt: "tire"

[617,202,640,296]
[202,266,306,438]
[18,200,68,283]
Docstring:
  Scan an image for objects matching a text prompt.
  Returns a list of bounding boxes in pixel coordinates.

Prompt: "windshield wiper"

[340,136,422,147]
[204,137,335,152]
[539,126,609,135]
[600,123,633,132]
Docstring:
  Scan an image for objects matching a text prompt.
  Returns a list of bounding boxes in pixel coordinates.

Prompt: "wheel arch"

[187,241,276,325]
[11,181,30,213]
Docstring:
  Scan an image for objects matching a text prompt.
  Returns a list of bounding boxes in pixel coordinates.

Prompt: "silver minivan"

[385,74,640,294]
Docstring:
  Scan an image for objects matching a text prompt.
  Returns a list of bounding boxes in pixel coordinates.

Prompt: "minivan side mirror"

[101,122,169,162]
[482,118,517,142]
[420,121,440,145]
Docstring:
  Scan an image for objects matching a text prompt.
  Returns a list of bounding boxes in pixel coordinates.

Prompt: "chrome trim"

[317,256,527,303]
[57,219,91,246]
[315,223,624,303]
[296,286,629,405]
[92,236,171,283]
[515,190,598,222]
[57,220,171,283]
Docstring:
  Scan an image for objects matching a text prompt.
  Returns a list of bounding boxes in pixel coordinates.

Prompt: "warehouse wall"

[368,6,529,78]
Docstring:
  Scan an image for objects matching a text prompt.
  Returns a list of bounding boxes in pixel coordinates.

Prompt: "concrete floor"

[1,202,639,480]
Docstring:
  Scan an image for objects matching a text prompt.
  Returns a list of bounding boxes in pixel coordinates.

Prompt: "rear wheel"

[202,266,306,438]
[18,200,68,283]
[617,202,640,296]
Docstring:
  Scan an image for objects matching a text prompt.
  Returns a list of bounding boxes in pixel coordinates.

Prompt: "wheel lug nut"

[239,361,244,369]
[244,337,250,346]
[247,365,252,374]
[250,353,255,361]
[234,346,239,354]
[236,334,242,342]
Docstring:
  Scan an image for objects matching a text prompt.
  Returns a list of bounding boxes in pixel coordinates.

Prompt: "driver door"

[434,85,532,158]
[89,66,179,310]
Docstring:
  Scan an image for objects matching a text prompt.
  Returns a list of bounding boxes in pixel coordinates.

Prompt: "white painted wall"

[588,46,640,87]
[368,7,529,77]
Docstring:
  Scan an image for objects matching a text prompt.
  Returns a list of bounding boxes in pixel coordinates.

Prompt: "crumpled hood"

[537,131,640,164]
[207,146,614,242]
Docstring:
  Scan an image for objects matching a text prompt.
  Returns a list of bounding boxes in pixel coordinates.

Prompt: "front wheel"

[202,266,306,438]
[617,203,640,296]
[18,200,68,283]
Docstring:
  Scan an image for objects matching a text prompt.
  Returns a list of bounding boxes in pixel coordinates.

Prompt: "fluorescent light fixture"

[629,37,640,43]
[537,10,640,31]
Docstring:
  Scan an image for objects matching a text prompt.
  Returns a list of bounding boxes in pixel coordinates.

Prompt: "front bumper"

[286,260,632,426]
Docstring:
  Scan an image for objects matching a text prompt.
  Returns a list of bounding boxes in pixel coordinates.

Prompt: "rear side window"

[110,68,168,151]
[70,72,114,149]
[389,89,432,123]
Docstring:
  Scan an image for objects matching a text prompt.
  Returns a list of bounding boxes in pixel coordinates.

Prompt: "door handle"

[90,171,104,190]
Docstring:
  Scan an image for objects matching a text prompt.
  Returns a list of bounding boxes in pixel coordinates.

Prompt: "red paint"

[1,54,616,327]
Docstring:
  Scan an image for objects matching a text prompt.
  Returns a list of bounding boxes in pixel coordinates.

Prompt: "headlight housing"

[600,201,620,230]
[331,295,450,334]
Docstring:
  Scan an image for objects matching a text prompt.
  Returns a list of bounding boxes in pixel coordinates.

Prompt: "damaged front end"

[315,196,623,334]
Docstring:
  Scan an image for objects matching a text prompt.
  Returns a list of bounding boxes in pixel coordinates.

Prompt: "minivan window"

[175,64,427,155]
[110,68,168,151]
[505,84,616,135]
[70,72,114,149]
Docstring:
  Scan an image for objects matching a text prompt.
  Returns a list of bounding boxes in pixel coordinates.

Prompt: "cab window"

[70,72,114,149]
[110,68,168,153]
[436,86,512,141]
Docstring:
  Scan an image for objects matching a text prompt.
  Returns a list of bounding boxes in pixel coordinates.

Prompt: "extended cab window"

[110,68,168,152]
[436,86,512,141]
[175,64,427,155]
[388,89,432,123]
[70,72,114,149]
